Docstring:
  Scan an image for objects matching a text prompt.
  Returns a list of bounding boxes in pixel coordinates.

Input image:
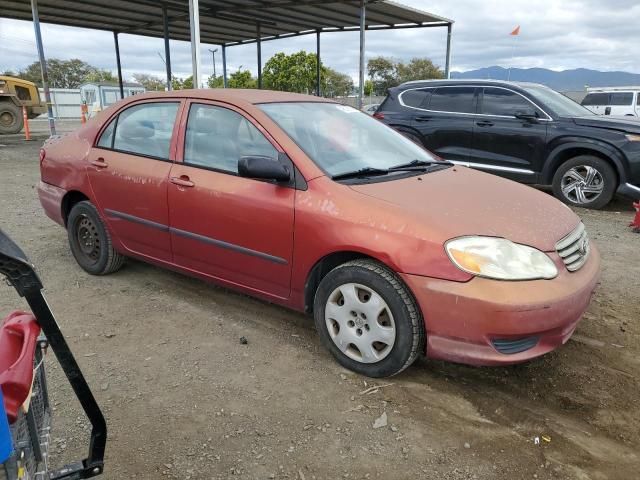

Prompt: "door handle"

[170,175,195,188]
[91,158,108,169]
[414,115,431,122]
[476,120,494,127]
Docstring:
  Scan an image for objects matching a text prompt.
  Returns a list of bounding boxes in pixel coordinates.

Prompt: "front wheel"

[67,201,125,275]
[552,155,616,209]
[313,259,424,378]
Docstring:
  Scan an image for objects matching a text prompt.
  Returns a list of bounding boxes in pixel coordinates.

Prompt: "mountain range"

[451,66,640,91]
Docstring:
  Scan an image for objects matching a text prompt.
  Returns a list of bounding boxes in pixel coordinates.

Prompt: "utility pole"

[209,48,218,78]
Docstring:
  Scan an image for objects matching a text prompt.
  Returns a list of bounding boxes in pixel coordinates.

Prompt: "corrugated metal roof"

[1,0,452,45]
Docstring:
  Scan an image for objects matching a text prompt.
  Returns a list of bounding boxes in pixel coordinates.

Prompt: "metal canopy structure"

[1,0,454,134]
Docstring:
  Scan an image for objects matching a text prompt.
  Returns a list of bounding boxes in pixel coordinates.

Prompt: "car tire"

[67,201,125,275]
[0,102,23,134]
[552,155,616,209]
[313,259,424,378]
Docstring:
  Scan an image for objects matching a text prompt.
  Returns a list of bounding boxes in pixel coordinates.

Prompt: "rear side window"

[184,103,278,174]
[109,102,179,159]
[581,93,608,106]
[400,88,432,108]
[429,87,476,114]
[610,92,633,106]
[481,88,537,116]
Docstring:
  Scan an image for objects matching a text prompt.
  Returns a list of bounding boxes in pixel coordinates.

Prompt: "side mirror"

[238,155,291,182]
[514,111,539,122]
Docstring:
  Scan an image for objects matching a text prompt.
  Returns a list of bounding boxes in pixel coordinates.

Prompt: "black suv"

[375,80,640,209]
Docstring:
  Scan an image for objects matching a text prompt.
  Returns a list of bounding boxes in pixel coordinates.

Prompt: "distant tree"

[228,69,256,89]
[16,59,120,88]
[1,70,17,77]
[367,56,397,94]
[207,74,224,88]
[324,68,354,97]
[364,79,374,96]
[133,73,165,91]
[84,69,117,84]
[263,51,319,93]
[171,75,193,90]
[396,58,443,83]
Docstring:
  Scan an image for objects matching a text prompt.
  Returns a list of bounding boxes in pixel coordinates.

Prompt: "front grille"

[492,336,539,354]
[555,223,590,272]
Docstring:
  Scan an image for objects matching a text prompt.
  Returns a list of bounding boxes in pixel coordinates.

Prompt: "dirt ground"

[1,129,638,480]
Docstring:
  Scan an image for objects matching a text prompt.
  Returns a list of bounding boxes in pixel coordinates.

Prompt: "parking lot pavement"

[1,138,638,479]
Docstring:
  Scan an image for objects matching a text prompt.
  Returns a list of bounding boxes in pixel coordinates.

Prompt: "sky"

[1,0,639,84]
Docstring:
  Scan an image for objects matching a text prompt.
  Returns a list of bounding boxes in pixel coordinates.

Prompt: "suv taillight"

[373,112,384,120]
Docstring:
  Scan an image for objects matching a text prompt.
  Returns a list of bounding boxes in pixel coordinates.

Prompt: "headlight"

[445,236,558,281]
[626,134,640,142]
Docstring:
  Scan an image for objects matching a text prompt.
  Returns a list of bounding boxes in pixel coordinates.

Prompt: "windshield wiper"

[388,159,451,171]
[332,167,390,180]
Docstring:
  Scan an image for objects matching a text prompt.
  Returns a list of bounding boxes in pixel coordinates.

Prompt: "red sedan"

[38,90,600,377]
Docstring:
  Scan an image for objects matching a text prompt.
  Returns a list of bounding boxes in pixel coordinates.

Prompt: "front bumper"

[401,245,601,366]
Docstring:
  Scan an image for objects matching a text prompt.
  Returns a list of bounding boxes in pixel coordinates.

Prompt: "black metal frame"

[0,228,106,480]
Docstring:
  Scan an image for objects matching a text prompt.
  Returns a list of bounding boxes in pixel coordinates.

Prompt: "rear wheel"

[313,259,424,378]
[0,102,23,134]
[552,155,616,209]
[67,201,125,275]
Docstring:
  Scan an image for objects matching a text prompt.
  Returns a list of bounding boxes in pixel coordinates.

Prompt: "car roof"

[114,88,336,108]
[395,79,546,90]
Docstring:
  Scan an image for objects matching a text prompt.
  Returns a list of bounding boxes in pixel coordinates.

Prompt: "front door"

[410,86,477,162]
[87,100,181,261]
[168,101,295,299]
[469,87,548,182]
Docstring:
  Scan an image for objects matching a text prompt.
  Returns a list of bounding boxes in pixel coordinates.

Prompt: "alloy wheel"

[324,283,396,364]
[560,165,604,204]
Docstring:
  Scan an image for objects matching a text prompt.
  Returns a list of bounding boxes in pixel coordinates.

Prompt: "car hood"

[348,167,580,252]
[572,115,640,133]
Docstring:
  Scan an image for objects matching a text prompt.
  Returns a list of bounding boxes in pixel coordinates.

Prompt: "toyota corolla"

[37,90,600,377]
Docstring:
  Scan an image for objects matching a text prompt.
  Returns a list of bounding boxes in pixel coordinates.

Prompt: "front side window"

[15,86,31,101]
[259,102,440,178]
[429,87,476,114]
[609,92,633,106]
[97,117,116,148]
[481,88,538,117]
[184,104,278,173]
[110,102,179,159]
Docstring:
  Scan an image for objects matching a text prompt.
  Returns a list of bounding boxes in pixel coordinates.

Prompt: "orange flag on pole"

[510,25,521,36]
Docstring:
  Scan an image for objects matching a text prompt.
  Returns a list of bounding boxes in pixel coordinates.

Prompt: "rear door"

[87,100,181,261]
[469,87,548,181]
[581,92,608,115]
[609,92,634,116]
[167,101,295,299]
[409,86,477,162]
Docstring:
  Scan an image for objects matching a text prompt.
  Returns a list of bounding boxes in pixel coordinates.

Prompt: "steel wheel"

[560,165,604,204]
[74,214,102,265]
[324,282,396,364]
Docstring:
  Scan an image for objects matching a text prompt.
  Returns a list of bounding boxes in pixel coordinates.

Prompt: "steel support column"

[358,0,366,109]
[30,0,55,135]
[257,22,262,89]
[222,44,228,88]
[113,32,124,99]
[316,29,321,96]
[162,4,172,90]
[188,0,202,88]
[445,23,452,79]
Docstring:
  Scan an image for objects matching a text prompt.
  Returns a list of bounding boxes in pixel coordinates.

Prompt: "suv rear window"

[429,87,476,114]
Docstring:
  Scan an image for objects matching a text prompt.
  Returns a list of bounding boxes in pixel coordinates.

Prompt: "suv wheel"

[0,103,23,134]
[67,201,125,275]
[313,259,424,378]
[552,155,616,209]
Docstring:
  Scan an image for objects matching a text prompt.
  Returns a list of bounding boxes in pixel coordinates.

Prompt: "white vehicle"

[581,87,640,117]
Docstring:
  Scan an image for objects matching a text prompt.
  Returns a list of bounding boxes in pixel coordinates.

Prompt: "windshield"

[520,84,594,117]
[258,102,439,178]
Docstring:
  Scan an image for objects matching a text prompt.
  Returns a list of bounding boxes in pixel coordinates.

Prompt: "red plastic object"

[630,202,640,233]
[0,311,41,423]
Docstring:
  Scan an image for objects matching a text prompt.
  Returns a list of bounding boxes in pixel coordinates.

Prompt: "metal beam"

[113,32,124,99]
[257,22,262,89]
[222,44,228,88]
[163,4,172,90]
[445,23,452,79]
[30,0,55,136]
[316,29,321,96]
[358,0,365,110]
[188,0,202,88]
